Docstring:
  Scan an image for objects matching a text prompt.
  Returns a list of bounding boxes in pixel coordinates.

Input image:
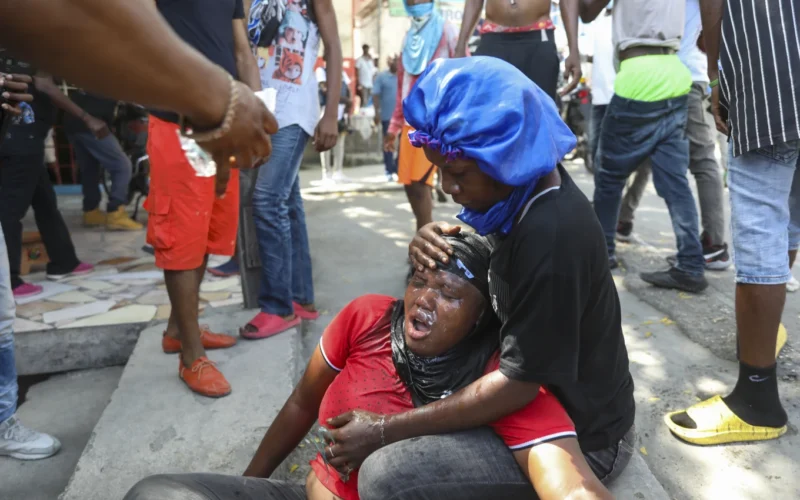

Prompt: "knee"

[252,188,288,214]
[358,448,397,500]
[124,475,209,500]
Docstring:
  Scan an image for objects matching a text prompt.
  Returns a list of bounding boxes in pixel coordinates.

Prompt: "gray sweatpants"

[619,83,726,246]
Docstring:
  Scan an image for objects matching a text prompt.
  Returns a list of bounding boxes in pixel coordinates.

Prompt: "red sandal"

[240,312,300,340]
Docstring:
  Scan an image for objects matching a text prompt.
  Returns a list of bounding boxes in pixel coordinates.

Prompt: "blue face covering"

[403,57,576,236]
[402,1,444,76]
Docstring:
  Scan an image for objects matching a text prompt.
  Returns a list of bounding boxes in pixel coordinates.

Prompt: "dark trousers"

[0,148,79,288]
[68,131,132,212]
[123,427,635,500]
[593,94,705,275]
[589,104,607,169]
[382,120,397,176]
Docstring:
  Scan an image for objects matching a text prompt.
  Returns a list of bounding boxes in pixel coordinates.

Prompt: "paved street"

[2,161,799,499]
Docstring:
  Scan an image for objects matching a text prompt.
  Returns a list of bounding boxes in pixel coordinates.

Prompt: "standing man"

[614,0,730,271]
[372,55,398,182]
[356,44,376,108]
[587,3,614,170]
[665,0,799,445]
[583,0,708,294]
[147,0,261,398]
[64,90,143,231]
[455,0,582,99]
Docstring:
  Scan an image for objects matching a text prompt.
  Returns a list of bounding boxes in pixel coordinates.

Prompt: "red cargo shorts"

[144,115,239,271]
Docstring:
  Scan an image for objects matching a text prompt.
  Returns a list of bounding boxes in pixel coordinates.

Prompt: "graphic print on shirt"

[272,9,309,84]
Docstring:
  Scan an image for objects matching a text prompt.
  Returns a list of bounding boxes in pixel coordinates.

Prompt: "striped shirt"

[720,0,800,157]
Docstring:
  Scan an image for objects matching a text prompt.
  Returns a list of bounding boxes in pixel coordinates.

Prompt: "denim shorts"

[728,139,800,284]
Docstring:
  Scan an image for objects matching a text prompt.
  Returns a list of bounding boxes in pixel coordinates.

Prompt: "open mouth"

[408,309,435,340]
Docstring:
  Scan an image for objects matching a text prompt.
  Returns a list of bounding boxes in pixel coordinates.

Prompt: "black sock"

[722,362,787,428]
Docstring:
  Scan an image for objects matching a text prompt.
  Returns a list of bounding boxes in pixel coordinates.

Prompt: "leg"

[67,131,103,213]
[164,258,206,365]
[646,101,704,276]
[589,105,607,168]
[686,84,726,246]
[618,161,652,225]
[0,154,40,289]
[382,120,396,177]
[288,176,314,308]
[252,125,310,318]
[124,473,306,500]
[29,156,81,276]
[0,227,17,423]
[592,96,655,260]
[405,182,433,231]
[358,428,537,500]
[83,134,133,213]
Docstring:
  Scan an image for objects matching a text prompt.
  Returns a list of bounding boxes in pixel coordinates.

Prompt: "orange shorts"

[144,116,239,271]
[397,124,436,187]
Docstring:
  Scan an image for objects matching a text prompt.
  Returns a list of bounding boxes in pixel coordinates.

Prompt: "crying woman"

[125,232,611,500]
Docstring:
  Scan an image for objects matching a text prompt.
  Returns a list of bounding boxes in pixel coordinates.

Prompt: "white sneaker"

[788,275,799,292]
[0,415,61,460]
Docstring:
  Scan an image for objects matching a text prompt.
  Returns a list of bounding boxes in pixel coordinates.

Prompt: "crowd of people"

[0,0,798,498]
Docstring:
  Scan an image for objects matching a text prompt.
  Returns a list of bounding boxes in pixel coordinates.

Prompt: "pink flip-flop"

[240,312,301,340]
[293,302,320,320]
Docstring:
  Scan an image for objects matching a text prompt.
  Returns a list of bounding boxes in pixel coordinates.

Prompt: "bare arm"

[243,348,337,477]
[233,18,261,91]
[559,0,583,95]
[455,0,484,58]
[312,0,342,152]
[699,0,724,79]
[514,439,613,500]
[579,0,611,23]
[33,73,87,120]
[0,0,228,129]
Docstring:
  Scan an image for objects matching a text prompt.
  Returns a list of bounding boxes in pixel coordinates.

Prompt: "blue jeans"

[589,104,607,169]
[729,140,800,284]
[253,125,314,316]
[0,226,18,423]
[68,131,132,213]
[381,120,397,176]
[593,94,704,275]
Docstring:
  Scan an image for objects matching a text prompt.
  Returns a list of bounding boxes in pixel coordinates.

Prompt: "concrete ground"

[0,367,122,500]
[7,160,800,499]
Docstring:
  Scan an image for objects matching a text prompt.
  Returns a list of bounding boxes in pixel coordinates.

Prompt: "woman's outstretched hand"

[409,222,462,272]
[325,410,385,475]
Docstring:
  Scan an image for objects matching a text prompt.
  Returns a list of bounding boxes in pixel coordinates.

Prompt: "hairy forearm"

[385,371,538,443]
[561,0,581,55]
[699,0,724,78]
[579,0,610,23]
[243,396,318,478]
[455,0,483,54]
[0,0,228,128]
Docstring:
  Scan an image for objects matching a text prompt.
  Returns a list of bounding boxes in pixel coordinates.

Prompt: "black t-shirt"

[152,0,245,123]
[488,165,635,452]
[63,91,118,134]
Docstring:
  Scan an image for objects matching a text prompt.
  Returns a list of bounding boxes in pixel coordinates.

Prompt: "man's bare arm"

[233,19,261,91]
[579,0,611,23]
[33,73,88,121]
[699,0,724,80]
[455,0,484,57]
[0,0,228,129]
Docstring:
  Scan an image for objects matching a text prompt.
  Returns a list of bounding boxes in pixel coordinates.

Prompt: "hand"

[373,114,380,127]
[199,83,279,197]
[0,73,33,116]
[454,46,468,58]
[710,84,728,135]
[383,132,397,153]
[558,52,582,96]
[84,115,111,139]
[409,221,462,271]
[314,113,338,152]
[325,410,386,475]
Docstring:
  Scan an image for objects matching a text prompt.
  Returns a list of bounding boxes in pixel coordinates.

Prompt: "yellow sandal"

[664,395,787,446]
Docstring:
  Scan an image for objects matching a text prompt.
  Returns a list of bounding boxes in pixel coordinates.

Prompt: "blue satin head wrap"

[403,56,576,235]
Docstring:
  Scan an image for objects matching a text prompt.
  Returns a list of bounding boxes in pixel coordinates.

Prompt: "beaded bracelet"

[180,73,239,143]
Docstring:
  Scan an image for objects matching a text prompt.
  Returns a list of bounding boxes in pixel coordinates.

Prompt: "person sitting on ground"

[317,57,636,499]
[124,232,612,500]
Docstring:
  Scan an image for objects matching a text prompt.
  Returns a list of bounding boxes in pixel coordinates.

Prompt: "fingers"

[327,411,353,429]
[8,74,32,84]
[437,222,461,237]
[1,103,22,116]
[215,163,231,198]
[558,79,579,97]
[409,245,437,271]
[261,106,279,134]
[2,80,29,92]
[2,91,33,103]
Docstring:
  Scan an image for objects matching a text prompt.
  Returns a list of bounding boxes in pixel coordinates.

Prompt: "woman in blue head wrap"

[384,0,461,232]
[323,57,637,495]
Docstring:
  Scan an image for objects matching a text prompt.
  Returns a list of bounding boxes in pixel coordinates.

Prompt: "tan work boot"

[83,209,106,227]
[106,206,143,231]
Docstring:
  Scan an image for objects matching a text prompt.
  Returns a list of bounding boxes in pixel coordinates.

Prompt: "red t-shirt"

[311,295,576,500]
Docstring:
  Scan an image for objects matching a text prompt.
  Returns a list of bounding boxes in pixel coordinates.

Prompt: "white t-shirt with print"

[259,4,321,136]
[355,56,376,89]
